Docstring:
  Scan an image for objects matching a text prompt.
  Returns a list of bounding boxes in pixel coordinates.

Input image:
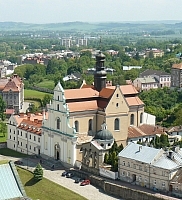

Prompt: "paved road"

[0,155,120,200]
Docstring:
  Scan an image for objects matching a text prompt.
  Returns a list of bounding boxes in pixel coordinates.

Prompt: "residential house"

[7,112,47,155]
[139,69,171,88]
[171,63,182,89]
[118,143,181,193]
[127,124,165,144]
[133,77,158,91]
[145,48,164,58]
[0,74,24,113]
[123,66,142,71]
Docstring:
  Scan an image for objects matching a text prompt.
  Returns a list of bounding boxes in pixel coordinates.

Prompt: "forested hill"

[0,21,182,32]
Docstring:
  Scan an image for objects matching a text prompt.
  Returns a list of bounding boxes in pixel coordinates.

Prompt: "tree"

[33,163,43,181]
[0,96,6,121]
[42,94,52,107]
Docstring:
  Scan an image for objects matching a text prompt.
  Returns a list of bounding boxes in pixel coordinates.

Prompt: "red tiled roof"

[125,96,144,106]
[67,100,98,112]
[99,88,114,98]
[172,63,182,69]
[107,85,138,95]
[128,124,166,139]
[5,109,15,115]
[2,79,19,92]
[65,88,99,100]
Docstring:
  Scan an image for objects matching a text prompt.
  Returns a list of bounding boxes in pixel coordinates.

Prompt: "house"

[63,72,81,82]
[133,77,158,91]
[127,124,165,144]
[7,112,48,155]
[171,63,182,89]
[118,143,181,193]
[0,74,24,113]
[145,48,164,58]
[139,69,171,88]
[123,66,142,71]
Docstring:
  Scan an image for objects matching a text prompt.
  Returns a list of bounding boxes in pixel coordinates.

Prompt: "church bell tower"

[94,51,107,92]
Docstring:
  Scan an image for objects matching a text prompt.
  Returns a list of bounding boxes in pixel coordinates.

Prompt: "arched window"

[114,118,120,130]
[88,119,93,131]
[57,118,60,129]
[140,113,143,124]
[130,114,134,125]
[75,121,79,132]
[57,104,59,111]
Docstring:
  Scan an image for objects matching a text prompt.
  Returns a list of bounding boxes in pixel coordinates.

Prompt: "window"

[26,144,27,148]
[122,171,125,176]
[123,161,125,166]
[74,121,79,132]
[10,129,11,133]
[130,114,134,125]
[162,182,165,187]
[116,94,119,98]
[114,118,119,130]
[38,138,40,143]
[21,132,22,136]
[88,119,93,131]
[57,104,59,111]
[175,186,178,191]
[14,130,15,134]
[10,135,11,139]
[139,176,142,181]
[128,162,130,167]
[127,172,130,177]
[80,147,83,152]
[14,137,15,140]
[133,164,136,169]
[100,143,104,147]
[18,141,19,145]
[57,118,60,129]
[58,96,59,101]
[29,134,31,139]
[21,142,22,146]
[139,166,142,171]
[116,103,119,107]
[140,113,143,124]
[18,130,19,135]
[34,136,36,141]
[34,147,36,151]
[30,145,31,150]
[25,133,27,138]
[154,180,156,185]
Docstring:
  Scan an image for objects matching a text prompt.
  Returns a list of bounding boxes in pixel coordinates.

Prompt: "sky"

[0,0,182,24]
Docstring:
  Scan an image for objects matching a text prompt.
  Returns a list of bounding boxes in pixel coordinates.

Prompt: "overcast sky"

[0,0,182,24]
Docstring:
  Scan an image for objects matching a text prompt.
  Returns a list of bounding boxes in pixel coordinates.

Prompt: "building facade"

[171,63,182,89]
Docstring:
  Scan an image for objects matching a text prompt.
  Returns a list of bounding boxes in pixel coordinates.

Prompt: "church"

[41,51,147,166]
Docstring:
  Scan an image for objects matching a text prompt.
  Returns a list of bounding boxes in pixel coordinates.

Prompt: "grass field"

[24,89,48,100]
[37,79,55,90]
[0,132,7,142]
[0,148,28,158]
[17,167,86,200]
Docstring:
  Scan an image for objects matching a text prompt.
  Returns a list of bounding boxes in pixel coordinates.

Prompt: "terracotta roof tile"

[107,85,138,95]
[67,100,98,112]
[65,88,99,100]
[128,124,166,139]
[2,79,19,92]
[99,88,114,98]
[172,63,182,69]
[125,96,144,106]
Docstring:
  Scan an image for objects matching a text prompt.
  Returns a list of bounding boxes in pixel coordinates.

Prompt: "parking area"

[43,169,121,200]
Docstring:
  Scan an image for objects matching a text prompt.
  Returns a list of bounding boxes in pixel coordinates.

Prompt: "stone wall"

[0,142,7,148]
[73,169,167,200]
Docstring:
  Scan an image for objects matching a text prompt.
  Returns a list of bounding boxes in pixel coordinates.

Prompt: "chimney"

[168,151,174,160]
[139,146,142,152]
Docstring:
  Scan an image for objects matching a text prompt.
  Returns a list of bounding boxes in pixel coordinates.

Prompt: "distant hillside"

[0,21,182,32]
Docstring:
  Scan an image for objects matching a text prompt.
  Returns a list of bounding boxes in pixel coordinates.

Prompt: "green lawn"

[17,167,86,200]
[0,148,28,158]
[24,89,48,100]
[37,79,55,90]
[0,132,7,142]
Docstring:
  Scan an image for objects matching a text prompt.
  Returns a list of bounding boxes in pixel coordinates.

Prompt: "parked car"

[62,171,68,177]
[80,179,90,186]
[66,172,74,178]
[14,160,23,165]
[74,178,81,183]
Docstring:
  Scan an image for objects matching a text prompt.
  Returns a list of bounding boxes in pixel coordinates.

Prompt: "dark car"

[62,171,68,177]
[14,160,23,165]
[74,178,81,183]
[80,179,90,186]
[66,172,74,178]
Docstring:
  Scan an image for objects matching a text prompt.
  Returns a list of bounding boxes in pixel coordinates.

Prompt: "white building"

[41,82,78,166]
